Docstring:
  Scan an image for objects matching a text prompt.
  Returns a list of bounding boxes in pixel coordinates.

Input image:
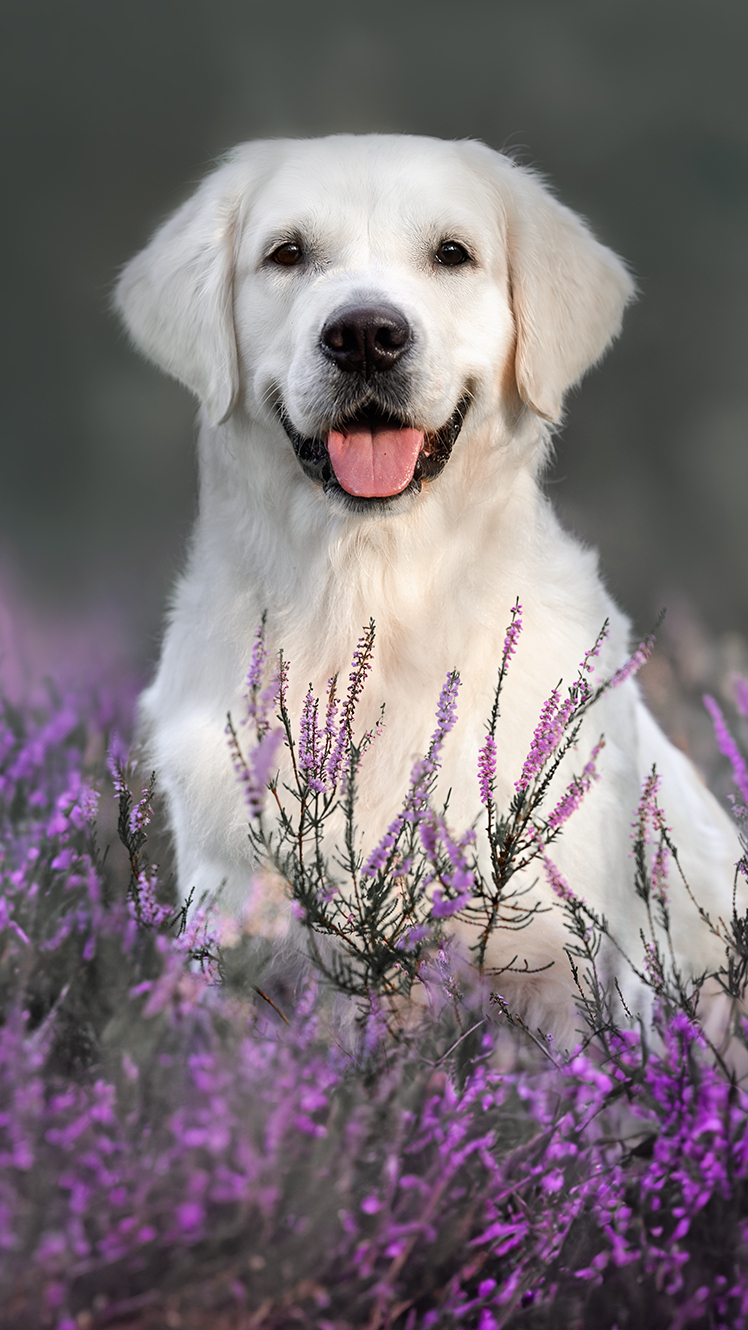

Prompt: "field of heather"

[1,590,748,1330]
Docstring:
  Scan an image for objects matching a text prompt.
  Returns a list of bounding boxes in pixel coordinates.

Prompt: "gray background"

[2,0,747,670]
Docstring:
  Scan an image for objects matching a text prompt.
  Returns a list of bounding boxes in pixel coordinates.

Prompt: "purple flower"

[326,623,377,784]
[514,632,613,798]
[546,738,604,831]
[607,632,656,690]
[245,618,268,697]
[298,687,327,794]
[431,670,461,751]
[650,840,671,903]
[631,769,673,901]
[501,599,523,669]
[175,1201,205,1232]
[576,621,611,686]
[362,672,460,878]
[293,623,378,790]
[229,722,284,819]
[515,687,564,792]
[431,887,471,919]
[534,833,579,904]
[228,629,295,817]
[633,769,662,838]
[704,693,748,807]
[242,621,280,742]
[422,814,475,918]
[361,825,400,879]
[478,733,497,807]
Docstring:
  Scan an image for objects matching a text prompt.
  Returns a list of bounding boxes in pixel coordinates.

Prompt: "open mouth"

[280,394,471,505]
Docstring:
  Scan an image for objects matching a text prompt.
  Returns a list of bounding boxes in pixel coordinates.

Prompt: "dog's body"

[116,135,740,1043]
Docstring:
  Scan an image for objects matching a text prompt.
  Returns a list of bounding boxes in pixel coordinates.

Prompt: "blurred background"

[1,0,747,701]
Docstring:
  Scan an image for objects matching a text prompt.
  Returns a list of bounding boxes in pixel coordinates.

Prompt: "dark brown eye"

[434,240,471,267]
[270,241,304,267]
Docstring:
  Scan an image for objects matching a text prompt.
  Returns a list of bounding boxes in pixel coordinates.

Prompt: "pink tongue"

[327,422,424,497]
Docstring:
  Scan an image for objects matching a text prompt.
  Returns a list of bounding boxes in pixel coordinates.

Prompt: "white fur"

[116,134,741,1045]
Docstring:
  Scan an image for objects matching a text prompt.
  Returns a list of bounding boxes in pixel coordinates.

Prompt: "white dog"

[116,134,740,1043]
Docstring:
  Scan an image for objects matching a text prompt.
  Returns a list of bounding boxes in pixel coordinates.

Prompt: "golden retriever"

[115,135,740,1043]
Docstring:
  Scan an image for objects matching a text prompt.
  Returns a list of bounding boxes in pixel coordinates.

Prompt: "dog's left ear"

[114,146,271,426]
[504,164,635,423]
[464,144,635,423]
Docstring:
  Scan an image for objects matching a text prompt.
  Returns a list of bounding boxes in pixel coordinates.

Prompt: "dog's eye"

[434,240,471,267]
[270,242,304,267]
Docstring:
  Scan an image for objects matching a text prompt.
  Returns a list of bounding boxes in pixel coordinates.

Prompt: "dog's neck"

[182,404,571,689]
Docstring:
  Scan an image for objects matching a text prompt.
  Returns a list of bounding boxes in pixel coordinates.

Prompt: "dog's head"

[115,135,634,513]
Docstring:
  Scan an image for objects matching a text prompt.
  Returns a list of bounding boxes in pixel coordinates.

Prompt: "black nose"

[320,304,412,376]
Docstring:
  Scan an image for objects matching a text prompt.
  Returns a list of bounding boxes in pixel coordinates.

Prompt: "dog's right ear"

[114,148,267,426]
[503,167,635,424]
[459,141,635,424]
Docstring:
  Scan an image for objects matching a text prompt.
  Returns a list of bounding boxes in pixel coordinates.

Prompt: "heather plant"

[226,606,657,1024]
[2,627,748,1327]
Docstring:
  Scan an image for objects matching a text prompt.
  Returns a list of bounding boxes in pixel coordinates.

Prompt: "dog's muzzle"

[280,301,470,506]
[281,394,471,508]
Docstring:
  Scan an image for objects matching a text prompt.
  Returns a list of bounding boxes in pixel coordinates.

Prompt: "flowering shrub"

[227,608,653,1011]
[1,626,748,1327]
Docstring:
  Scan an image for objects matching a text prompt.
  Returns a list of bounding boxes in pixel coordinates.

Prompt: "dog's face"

[116,135,634,515]
[233,138,514,510]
